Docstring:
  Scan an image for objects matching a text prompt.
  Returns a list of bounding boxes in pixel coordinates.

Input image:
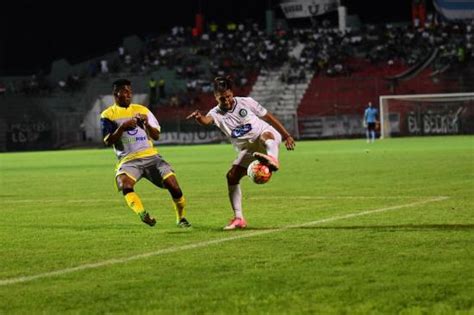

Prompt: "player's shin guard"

[124,191,145,215]
[173,196,186,222]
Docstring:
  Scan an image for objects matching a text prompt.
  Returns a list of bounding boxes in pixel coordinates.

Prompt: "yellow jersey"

[100,103,160,166]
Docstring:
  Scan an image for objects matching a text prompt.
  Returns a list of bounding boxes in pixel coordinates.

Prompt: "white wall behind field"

[83,94,147,143]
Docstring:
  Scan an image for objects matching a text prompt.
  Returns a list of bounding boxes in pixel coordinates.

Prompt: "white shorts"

[232,125,282,168]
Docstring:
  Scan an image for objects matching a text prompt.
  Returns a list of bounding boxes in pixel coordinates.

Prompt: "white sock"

[264,139,279,159]
[228,184,243,219]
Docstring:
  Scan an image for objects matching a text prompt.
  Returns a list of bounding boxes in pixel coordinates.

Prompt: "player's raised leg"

[224,165,247,230]
[253,131,280,171]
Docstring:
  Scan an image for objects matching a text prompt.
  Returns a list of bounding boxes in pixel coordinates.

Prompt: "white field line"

[0,196,448,286]
[1,195,449,204]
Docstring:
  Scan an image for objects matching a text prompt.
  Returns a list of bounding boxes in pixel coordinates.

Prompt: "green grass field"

[0,136,473,314]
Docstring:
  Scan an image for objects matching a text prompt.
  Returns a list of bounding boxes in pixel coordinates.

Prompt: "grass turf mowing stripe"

[0,196,448,286]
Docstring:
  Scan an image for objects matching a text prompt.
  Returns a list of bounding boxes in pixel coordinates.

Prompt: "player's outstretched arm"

[186,110,214,126]
[262,112,295,150]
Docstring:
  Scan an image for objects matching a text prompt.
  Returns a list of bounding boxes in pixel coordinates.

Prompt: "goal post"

[379,92,474,138]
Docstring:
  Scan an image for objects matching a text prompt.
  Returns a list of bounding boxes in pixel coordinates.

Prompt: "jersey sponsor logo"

[126,128,139,135]
[231,123,252,138]
[239,109,248,117]
[122,136,147,144]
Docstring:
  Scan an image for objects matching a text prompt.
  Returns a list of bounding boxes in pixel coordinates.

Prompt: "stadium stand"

[1,16,474,150]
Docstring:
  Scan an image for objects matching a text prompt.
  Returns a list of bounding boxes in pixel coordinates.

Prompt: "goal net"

[379,92,474,138]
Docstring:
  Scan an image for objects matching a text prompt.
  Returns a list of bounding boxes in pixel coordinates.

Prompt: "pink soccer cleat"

[252,152,280,171]
[223,217,247,230]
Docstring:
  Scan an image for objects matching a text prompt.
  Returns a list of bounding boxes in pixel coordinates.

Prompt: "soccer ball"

[247,160,272,184]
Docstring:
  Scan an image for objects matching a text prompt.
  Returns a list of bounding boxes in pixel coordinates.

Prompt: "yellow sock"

[124,192,145,215]
[173,196,186,221]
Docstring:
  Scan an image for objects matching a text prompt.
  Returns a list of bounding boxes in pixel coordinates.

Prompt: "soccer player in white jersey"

[187,76,295,230]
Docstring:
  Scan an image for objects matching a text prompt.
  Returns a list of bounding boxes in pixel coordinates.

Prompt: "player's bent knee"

[260,131,275,141]
[117,175,135,191]
[226,170,241,185]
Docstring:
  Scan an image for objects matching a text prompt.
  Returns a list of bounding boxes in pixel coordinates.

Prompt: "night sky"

[0,0,434,76]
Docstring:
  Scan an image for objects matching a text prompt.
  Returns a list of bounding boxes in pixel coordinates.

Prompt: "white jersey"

[207,97,272,150]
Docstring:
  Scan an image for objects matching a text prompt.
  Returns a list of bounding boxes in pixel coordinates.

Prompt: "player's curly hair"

[112,79,131,95]
[213,76,233,93]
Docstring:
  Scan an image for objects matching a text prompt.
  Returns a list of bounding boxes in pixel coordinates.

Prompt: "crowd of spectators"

[286,15,472,79]
[1,15,473,104]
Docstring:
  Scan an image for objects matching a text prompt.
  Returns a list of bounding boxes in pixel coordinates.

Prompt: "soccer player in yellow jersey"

[100,79,190,228]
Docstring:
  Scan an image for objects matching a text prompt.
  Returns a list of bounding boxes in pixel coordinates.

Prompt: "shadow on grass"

[193,224,474,233]
[7,223,471,233]
[164,225,277,233]
[0,223,277,233]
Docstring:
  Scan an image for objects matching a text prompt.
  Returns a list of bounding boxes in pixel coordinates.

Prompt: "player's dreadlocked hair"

[213,76,233,93]
[112,79,131,96]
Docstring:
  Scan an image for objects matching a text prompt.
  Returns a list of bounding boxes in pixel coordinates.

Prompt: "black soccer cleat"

[177,217,192,228]
[140,211,156,227]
